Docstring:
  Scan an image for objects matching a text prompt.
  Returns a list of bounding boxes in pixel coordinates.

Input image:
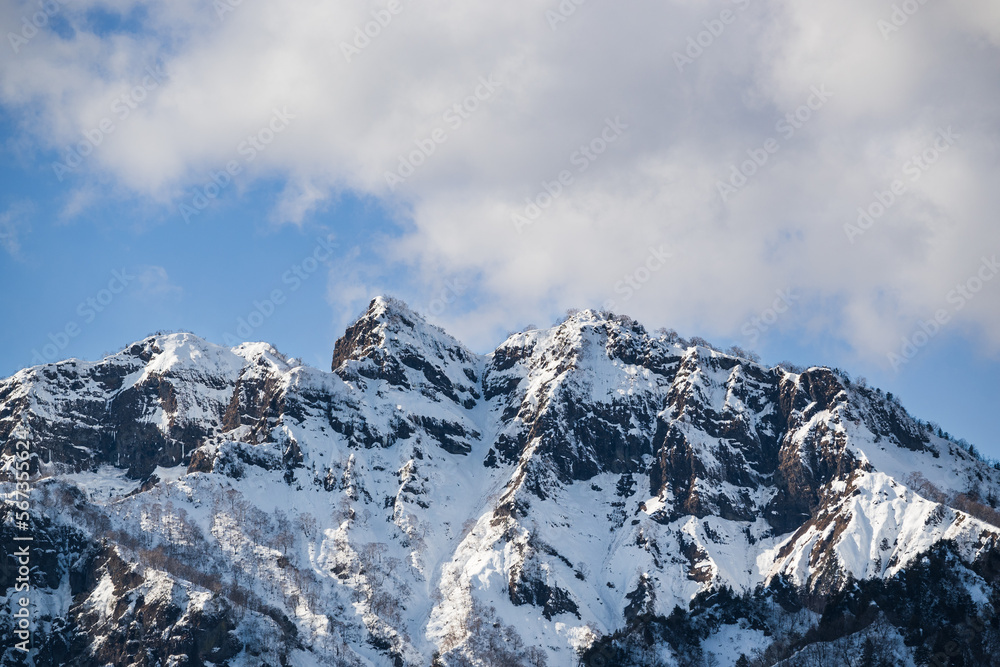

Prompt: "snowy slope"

[2,297,1000,666]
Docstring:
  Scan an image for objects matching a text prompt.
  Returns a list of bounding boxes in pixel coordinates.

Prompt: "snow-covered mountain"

[2,296,1000,666]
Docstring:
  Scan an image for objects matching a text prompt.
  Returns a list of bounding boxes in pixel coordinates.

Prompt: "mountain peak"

[331,296,468,371]
[359,295,423,332]
[329,297,482,412]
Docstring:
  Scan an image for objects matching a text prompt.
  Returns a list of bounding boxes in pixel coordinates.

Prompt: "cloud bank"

[3,0,999,362]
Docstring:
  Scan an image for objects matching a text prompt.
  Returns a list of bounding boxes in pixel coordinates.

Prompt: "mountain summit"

[2,298,999,666]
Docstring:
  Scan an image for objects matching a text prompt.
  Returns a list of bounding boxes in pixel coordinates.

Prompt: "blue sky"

[1,0,999,456]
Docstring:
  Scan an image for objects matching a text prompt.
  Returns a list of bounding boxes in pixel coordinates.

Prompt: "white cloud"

[0,202,32,258]
[134,265,183,300]
[59,186,99,222]
[2,0,999,362]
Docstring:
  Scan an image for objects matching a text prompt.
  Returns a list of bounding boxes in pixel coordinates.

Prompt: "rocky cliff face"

[2,296,999,666]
